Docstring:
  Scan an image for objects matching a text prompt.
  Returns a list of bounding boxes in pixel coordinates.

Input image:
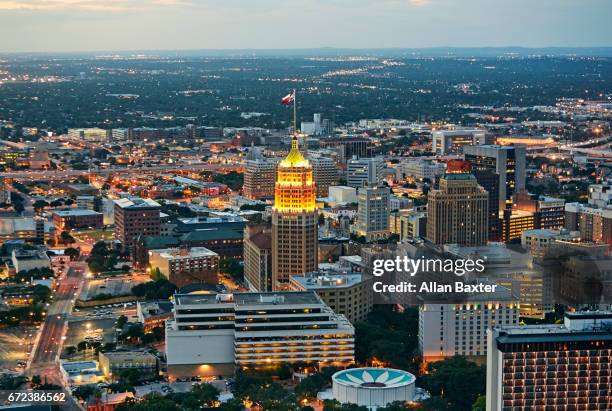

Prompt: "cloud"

[0,0,189,12]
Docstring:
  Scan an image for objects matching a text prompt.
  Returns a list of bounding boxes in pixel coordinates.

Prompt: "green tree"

[472,395,486,411]
[192,382,220,406]
[64,247,80,260]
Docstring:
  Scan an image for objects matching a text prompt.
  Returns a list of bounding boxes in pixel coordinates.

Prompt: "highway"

[0,163,243,181]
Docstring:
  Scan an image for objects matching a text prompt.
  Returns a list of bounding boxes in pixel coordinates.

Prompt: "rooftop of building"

[495,311,612,343]
[149,247,218,260]
[180,228,243,242]
[175,291,323,307]
[53,209,102,217]
[114,197,160,209]
[100,350,158,360]
[291,272,366,289]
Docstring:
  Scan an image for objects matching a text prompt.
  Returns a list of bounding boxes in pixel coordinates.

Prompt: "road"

[27,262,87,411]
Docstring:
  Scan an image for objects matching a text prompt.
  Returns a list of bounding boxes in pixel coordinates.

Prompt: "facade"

[486,311,612,411]
[473,169,501,241]
[432,129,491,155]
[332,368,416,410]
[418,287,519,362]
[67,127,109,142]
[389,210,427,241]
[587,181,612,208]
[501,209,536,243]
[513,191,566,230]
[113,197,161,254]
[426,161,489,246]
[289,271,374,324]
[354,186,391,242]
[521,229,580,259]
[148,247,219,288]
[98,351,159,380]
[310,156,339,197]
[243,158,277,200]
[346,157,384,188]
[11,248,50,273]
[464,145,526,211]
[243,225,273,292]
[76,195,96,210]
[0,177,10,204]
[565,202,612,244]
[272,137,318,290]
[165,291,355,379]
[399,159,445,182]
[52,209,103,232]
[328,186,358,204]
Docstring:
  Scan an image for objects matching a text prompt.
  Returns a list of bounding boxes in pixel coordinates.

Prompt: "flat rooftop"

[175,291,322,307]
[53,209,102,217]
[114,197,160,209]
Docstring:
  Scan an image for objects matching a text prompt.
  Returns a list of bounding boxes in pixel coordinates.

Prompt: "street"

[26,262,87,411]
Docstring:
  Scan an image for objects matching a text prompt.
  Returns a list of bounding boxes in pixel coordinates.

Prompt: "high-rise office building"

[486,311,611,411]
[346,157,384,188]
[272,137,318,290]
[354,186,391,242]
[243,158,277,200]
[472,169,501,241]
[114,197,161,254]
[243,225,273,292]
[427,161,489,246]
[310,156,339,197]
[464,145,526,211]
[165,291,355,379]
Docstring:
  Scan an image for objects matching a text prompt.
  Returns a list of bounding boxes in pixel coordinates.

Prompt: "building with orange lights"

[272,137,318,289]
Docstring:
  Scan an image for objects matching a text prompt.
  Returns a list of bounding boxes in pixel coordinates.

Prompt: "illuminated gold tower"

[272,136,318,290]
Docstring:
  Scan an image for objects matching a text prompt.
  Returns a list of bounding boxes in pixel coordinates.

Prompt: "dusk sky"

[0,0,611,52]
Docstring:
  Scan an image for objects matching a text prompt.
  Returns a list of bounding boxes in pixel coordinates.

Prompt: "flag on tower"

[281,91,295,105]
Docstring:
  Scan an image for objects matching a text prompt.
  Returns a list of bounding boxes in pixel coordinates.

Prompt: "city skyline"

[0,0,611,52]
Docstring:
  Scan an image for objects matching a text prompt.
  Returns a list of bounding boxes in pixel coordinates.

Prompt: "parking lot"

[64,318,118,358]
[0,326,37,373]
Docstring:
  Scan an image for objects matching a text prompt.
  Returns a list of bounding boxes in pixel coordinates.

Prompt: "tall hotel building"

[165,291,355,379]
[272,137,318,289]
[486,311,611,411]
[426,160,489,246]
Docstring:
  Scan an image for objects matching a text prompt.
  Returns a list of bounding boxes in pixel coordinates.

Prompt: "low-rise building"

[136,300,174,332]
[98,351,159,380]
[11,248,50,273]
[148,247,219,288]
[60,360,105,386]
[52,209,103,232]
